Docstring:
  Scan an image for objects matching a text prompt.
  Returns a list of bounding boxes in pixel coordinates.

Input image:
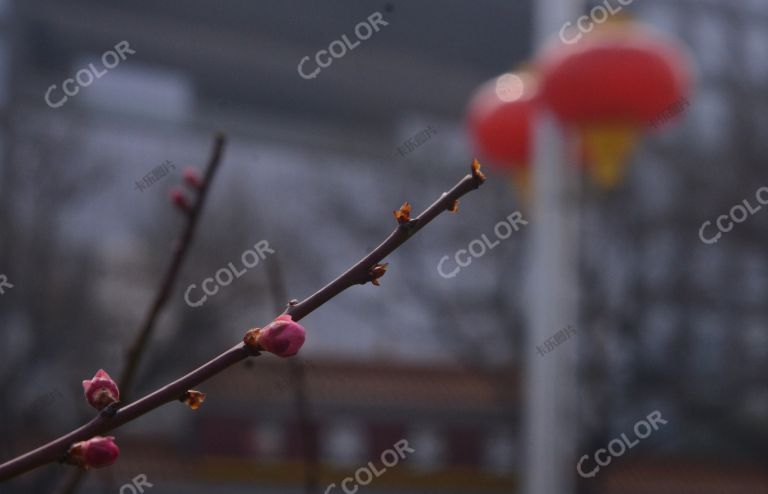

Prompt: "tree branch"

[286,163,485,321]
[54,133,228,494]
[0,160,486,481]
[120,133,227,397]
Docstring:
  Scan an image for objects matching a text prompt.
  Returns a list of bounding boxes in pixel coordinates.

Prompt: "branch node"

[99,402,121,419]
[368,263,389,286]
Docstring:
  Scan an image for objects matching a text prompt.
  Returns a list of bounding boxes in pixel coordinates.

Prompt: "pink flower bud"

[68,436,120,469]
[243,315,306,357]
[82,369,119,410]
[183,167,203,190]
[169,186,190,212]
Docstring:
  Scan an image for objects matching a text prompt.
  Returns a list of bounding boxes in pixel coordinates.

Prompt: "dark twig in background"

[55,134,227,494]
[0,161,486,481]
[264,255,319,494]
[120,133,227,398]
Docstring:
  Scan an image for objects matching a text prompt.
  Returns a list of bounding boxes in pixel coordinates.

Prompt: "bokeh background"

[0,0,766,493]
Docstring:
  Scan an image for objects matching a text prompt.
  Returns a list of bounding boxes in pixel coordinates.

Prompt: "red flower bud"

[169,186,190,212]
[183,167,203,190]
[68,436,120,469]
[82,369,119,410]
[243,315,306,357]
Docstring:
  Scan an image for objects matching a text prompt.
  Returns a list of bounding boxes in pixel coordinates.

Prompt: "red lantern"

[467,72,537,198]
[537,21,692,187]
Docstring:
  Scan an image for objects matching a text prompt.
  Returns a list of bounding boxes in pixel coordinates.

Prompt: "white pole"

[523,1,583,494]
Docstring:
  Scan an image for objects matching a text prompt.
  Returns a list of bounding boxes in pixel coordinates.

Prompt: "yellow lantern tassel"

[581,125,637,189]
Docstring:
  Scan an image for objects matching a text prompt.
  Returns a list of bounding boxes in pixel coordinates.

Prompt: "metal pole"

[523,1,584,493]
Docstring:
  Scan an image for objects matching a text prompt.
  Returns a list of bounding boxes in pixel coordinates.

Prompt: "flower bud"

[68,436,120,469]
[183,167,203,190]
[243,315,306,357]
[180,390,206,410]
[82,369,119,410]
[169,186,190,212]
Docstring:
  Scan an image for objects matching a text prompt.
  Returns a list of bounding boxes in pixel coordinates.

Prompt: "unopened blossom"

[243,315,306,357]
[68,436,120,469]
[183,167,203,190]
[169,186,190,212]
[82,369,119,410]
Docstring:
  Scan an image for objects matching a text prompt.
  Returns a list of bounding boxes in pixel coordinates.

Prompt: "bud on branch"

[66,436,119,470]
[0,159,487,480]
[82,370,119,411]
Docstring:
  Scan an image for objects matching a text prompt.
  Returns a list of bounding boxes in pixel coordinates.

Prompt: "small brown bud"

[369,263,389,286]
[393,202,411,224]
[448,200,459,213]
[180,390,206,410]
[471,158,486,183]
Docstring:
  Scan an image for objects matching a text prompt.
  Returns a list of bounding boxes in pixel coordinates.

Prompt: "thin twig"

[120,133,227,397]
[0,161,486,481]
[55,134,227,494]
[264,255,318,494]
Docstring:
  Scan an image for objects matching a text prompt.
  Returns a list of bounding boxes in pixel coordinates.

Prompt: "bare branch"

[0,160,486,481]
[120,133,227,397]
